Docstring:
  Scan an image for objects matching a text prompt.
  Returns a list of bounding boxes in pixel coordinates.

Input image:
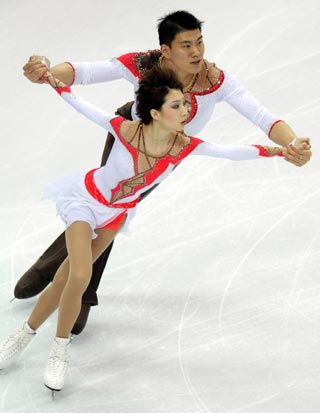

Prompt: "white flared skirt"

[44,171,136,239]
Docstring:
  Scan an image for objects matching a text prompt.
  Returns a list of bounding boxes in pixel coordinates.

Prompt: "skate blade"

[44,384,61,400]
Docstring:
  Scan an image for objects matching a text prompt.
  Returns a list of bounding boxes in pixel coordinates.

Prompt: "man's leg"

[14,232,67,298]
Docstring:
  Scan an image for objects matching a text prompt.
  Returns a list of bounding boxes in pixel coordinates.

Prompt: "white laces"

[0,325,35,360]
[47,340,70,377]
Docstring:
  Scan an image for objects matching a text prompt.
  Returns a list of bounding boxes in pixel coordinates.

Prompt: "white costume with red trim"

[69,51,282,137]
[45,83,282,239]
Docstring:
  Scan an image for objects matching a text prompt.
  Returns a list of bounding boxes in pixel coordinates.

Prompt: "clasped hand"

[283,138,312,167]
[23,55,50,83]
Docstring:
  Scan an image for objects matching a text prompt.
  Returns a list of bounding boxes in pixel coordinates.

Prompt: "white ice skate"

[44,337,71,394]
[0,322,36,369]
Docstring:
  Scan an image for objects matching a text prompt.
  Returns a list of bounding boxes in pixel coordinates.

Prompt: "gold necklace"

[159,55,198,93]
[183,72,198,93]
[138,124,178,169]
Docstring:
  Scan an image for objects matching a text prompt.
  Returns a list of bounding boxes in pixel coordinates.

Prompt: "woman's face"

[161,29,205,77]
[156,88,188,132]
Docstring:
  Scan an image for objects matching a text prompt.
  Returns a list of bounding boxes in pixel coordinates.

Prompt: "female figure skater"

[0,66,285,393]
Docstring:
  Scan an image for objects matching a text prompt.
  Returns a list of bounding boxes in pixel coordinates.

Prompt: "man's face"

[161,29,205,76]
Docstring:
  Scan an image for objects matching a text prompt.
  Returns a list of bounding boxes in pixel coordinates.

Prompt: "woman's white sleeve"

[222,71,282,136]
[57,87,114,133]
[70,59,124,85]
[192,141,261,160]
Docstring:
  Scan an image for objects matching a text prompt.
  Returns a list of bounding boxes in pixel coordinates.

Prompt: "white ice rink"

[1,0,320,411]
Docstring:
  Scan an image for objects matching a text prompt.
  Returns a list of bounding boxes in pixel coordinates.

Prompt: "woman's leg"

[56,222,121,338]
[27,219,123,335]
[55,221,93,338]
[27,257,70,330]
[43,222,122,391]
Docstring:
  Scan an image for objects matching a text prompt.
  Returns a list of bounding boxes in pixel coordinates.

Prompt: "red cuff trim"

[64,62,75,85]
[253,145,269,157]
[268,119,284,137]
[253,145,284,157]
[55,86,71,95]
[39,76,71,94]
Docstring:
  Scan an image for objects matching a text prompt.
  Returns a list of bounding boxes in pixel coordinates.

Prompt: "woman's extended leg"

[27,258,71,331]
[27,221,122,334]
[43,221,123,392]
[54,221,93,338]
[56,222,122,338]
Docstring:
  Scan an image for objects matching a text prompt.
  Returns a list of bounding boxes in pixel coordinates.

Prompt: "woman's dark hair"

[136,66,183,125]
[158,10,203,46]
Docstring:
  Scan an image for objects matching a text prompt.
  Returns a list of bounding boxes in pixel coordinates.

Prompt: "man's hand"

[283,137,312,167]
[23,55,51,84]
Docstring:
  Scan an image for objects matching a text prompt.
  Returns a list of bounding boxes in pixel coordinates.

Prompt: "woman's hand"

[23,55,51,83]
[41,71,66,89]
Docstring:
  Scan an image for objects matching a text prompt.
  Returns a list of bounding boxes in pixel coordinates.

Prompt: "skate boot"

[0,322,36,369]
[14,265,51,299]
[44,337,71,393]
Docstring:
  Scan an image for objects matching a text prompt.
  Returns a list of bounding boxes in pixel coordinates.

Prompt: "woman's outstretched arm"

[191,140,285,161]
[42,71,116,133]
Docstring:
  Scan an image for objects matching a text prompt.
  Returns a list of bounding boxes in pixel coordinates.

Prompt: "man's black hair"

[158,10,203,46]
